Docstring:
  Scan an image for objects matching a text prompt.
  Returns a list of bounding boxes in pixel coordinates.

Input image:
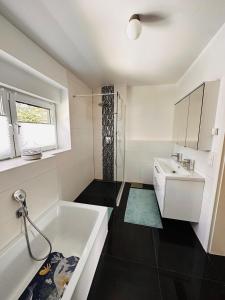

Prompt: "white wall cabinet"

[186,85,204,149]
[198,80,220,151]
[174,97,189,146]
[173,80,220,151]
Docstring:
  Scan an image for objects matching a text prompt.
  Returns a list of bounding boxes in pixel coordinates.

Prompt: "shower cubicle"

[92,84,126,206]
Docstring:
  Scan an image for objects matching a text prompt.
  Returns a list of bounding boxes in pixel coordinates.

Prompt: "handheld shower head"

[12,189,52,261]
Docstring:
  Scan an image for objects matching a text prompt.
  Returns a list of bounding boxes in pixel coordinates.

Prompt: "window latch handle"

[14,123,21,135]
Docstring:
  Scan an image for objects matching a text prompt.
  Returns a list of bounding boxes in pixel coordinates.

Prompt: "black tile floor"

[82,182,225,300]
[75,179,121,207]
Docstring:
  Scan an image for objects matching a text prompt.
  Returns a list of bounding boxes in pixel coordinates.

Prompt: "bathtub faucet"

[12,189,28,218]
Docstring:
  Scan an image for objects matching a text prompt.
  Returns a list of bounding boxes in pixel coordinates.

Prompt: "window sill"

[0,148,71,173]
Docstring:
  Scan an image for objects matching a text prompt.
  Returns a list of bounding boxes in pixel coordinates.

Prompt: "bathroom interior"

[1,1,225,299]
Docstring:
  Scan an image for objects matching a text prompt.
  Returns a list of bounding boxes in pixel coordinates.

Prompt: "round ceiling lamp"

[127,14,142,40]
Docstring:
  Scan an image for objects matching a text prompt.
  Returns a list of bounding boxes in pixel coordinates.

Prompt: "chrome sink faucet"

[171,152,183,162]
[182,159,195,171]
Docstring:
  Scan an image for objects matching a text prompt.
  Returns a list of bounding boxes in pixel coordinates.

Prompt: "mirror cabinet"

[173,80,220,151]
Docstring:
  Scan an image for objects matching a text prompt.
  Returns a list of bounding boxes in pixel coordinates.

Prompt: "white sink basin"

[155,158,204,181]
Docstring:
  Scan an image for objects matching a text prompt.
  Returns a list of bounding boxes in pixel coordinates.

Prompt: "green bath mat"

[124,188,163,229]
[108,207,113,220]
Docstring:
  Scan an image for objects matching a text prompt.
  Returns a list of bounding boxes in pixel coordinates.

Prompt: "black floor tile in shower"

[74,179,121,207]
[143,183,154,190]
[158,269,225,300]
[88,255,161,300]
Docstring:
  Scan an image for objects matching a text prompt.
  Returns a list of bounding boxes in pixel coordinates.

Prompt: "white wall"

[174,23,225,251]
[0,15,67,87]
[0,55,61,102]
[56,71,94,201]
[125,85,176,184]
[0,15,94,250]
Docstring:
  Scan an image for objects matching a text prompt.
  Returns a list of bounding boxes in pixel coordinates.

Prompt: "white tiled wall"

[56,71,94,201]
[125,85,177,184]
[126,140,173,184]
[0,158,59,249]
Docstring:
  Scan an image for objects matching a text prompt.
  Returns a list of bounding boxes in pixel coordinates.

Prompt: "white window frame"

[0,88,15,160]
[0,86,57,160]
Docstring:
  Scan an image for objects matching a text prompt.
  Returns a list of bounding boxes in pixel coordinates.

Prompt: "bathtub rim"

[60,201,108,300]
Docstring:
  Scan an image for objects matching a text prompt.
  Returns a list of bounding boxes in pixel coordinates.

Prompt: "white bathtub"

[0,201,108,300]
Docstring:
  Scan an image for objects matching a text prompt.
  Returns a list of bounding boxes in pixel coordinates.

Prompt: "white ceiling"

[0,0,225,88]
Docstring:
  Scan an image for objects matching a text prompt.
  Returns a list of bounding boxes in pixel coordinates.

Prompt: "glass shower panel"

[115,94,126,185]
[92,87,126,208]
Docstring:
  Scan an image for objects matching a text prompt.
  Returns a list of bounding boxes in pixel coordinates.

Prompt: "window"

[0,87,57,161]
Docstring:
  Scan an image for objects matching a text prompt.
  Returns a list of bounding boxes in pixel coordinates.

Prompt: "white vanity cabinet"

[153,158,205,222]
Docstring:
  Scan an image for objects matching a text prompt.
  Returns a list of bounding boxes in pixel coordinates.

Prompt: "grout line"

[156,266,225,285]
[152,227,163,300]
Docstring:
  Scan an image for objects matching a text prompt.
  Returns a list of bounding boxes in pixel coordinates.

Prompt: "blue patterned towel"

[19,252,79,300]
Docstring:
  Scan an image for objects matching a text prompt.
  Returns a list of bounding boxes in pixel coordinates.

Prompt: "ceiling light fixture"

[127,14,142,40]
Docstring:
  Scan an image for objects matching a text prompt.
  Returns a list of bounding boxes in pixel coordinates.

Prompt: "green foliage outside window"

[16,102,50,124]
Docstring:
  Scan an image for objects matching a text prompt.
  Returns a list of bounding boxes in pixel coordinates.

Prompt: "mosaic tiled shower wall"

[102,85,114,181]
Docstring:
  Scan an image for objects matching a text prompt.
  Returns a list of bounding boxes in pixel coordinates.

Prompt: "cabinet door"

[173,103,179,144]
[176,97,189,146]
[153,164,165,215]
[186,85,204,149]
[198,80,220,151]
